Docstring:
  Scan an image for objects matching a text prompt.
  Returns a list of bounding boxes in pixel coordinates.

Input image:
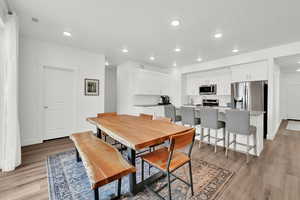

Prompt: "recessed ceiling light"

[173,62,177,67]
[232,49,239,53]
[297,68,300,72]
[197,57,203,62]
[214,33,223,38]
[63,31,72,37]
[174,47,181,52]
[105,61,109,66]
[149,56,155,61]
[170,19,180,27]
[122,48,128,53]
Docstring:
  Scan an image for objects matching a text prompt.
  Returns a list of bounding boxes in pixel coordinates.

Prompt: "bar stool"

[225,110,258,163]
[164,104,181,122]
[180,106,200,127]
[199,108,226,153]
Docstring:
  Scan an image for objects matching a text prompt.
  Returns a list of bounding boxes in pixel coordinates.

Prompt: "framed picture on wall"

[84,79,99,96]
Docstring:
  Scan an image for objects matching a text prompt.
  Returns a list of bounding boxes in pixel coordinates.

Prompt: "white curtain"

[0,13,21,171]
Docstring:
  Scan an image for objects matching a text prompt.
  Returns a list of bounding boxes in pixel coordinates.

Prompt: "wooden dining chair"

[139,113,153,120]
[97,112,127,152]
[147,116,172,173]
[97,112,117,141]
[141,129,196,200]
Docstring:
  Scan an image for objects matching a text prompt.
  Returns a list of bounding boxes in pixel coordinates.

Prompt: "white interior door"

[43,66,76,140]
[287,84,300,120]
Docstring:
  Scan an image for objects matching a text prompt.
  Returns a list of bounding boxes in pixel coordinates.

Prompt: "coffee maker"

[159,95,170,105]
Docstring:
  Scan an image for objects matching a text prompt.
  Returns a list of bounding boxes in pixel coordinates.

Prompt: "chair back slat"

[139,113,153,120]
[97,112,117,118]
[169,129,195,151]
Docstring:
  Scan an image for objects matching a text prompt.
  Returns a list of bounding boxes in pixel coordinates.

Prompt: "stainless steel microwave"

[199,84,217,95]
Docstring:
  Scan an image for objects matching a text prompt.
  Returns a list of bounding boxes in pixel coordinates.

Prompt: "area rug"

[47,150,233,200]
[286,120,300,131]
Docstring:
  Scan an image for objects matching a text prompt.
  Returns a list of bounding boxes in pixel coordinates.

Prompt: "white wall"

[105,66,117,112]
[0,0,7,28]
[280,72,300,119]
[117,61,175,115]
[19,36,105,146]
[272,62,281,136]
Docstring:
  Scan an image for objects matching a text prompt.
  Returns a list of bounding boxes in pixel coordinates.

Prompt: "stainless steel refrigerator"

[231,80,268,138]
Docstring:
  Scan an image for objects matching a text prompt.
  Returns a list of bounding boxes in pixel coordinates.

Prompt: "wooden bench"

[70,131,136,200]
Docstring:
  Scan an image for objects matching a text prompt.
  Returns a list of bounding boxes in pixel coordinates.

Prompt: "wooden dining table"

[87,114,192,194]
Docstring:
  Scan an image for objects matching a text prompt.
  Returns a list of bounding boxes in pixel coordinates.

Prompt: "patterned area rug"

[47,150,233,200]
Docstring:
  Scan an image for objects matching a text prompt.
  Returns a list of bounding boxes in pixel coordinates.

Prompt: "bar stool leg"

[226,132,230,158]
[246,135,250,164]
[199,127,204,149]
[253,133,258,156]
[214,129,218,153]
[208,128,211,144]
[94,188,99,200]
[222,128,226,149]
[233,134,237,152]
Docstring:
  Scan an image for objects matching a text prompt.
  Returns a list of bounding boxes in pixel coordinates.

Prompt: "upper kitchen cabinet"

[134,69,171,95]
[184,68,231,96]
[231,61,268,83]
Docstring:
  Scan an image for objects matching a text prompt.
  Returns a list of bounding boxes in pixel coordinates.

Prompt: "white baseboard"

[267,120,282,140]
[21,138,43,147]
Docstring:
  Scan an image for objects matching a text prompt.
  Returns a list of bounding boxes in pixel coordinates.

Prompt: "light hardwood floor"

[0,120,300,200]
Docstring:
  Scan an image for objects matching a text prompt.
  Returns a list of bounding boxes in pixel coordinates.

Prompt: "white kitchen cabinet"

[231,61,268,83]
[134,69,171,95]
[186,77,198,95]
[217,79,231,95]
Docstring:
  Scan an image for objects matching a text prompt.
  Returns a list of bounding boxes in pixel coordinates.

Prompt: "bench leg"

[94,188,99,200]
[117,179,122,197]
[76,148,81,162]
[127,148,137,194]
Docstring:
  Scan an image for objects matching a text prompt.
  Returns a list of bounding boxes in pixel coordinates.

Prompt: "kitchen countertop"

[133,104,166,107]
[177,105,265,116]
[133,104,264,116]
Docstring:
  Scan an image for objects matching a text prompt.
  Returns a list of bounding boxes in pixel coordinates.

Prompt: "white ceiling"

[275,54,300,72]
[9,0,300,67]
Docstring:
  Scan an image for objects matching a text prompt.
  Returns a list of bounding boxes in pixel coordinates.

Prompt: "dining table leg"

[127,148,137,194]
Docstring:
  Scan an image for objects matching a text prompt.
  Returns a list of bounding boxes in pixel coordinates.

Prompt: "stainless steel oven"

[199,84,217,95]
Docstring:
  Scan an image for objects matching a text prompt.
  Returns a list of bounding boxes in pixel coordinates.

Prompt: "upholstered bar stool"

[180,106,200,127]
[164,104,181,123]
[225,110,258,163]
[199,107,225,152]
